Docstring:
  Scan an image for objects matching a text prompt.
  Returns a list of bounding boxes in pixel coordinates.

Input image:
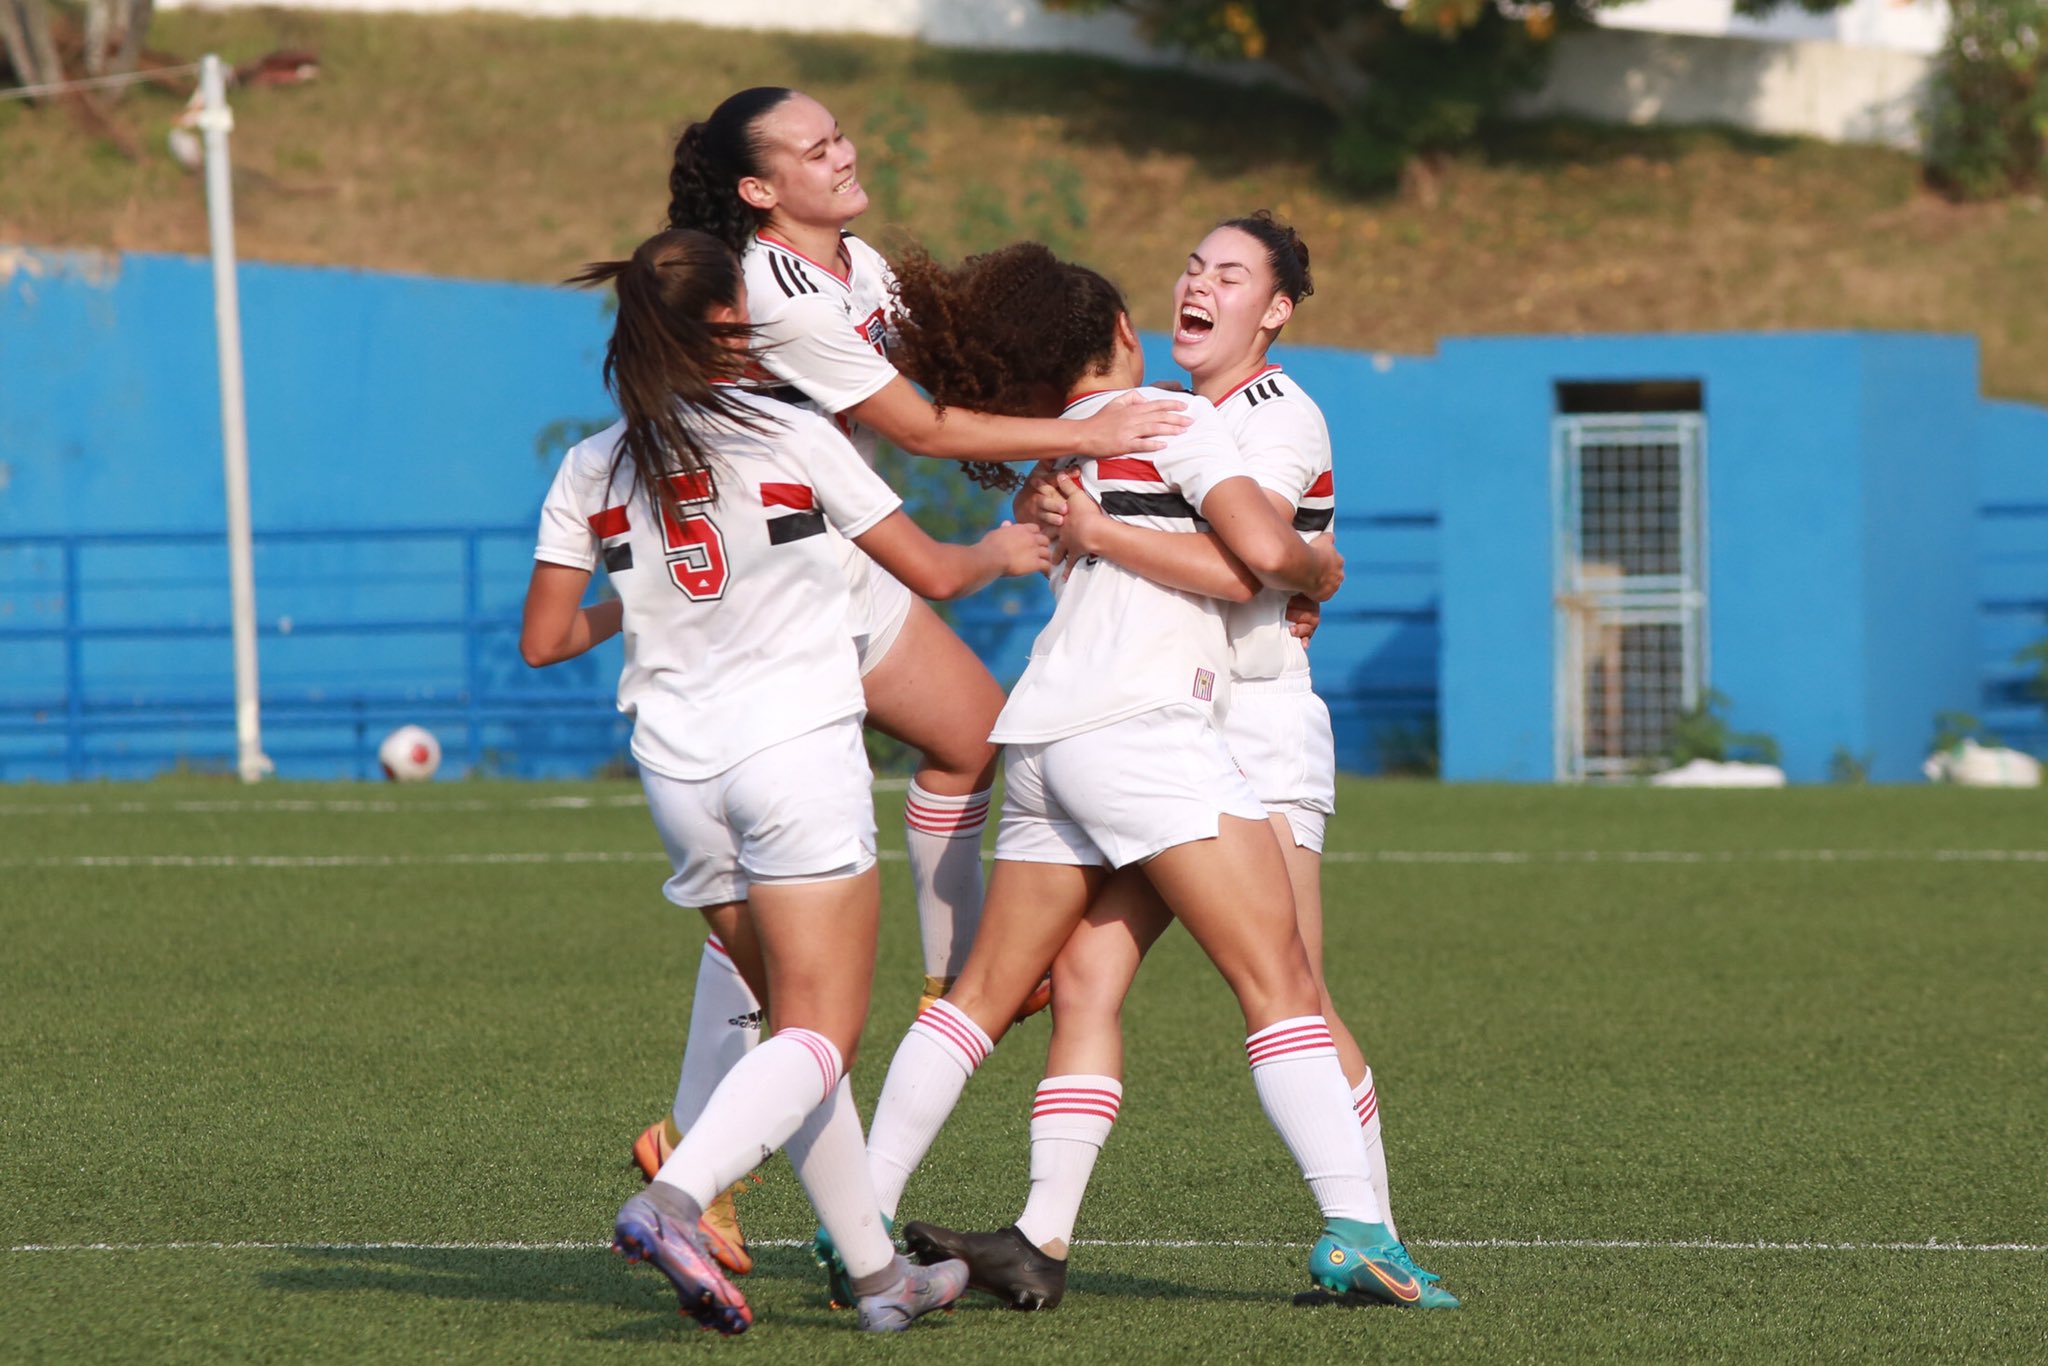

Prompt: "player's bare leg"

[634,905,767,1274]
[901,870,1172,1308]
[1271,816,1406,1244]
[865,858,1103,1223]
[861,601,1015,1013]
[624,869,966,1333]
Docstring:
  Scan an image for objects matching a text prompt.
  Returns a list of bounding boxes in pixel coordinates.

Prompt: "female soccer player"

[633,87,1187,1220]
[520,228,1049,1334]
[904,214,1456,1309]
[844,240,1429,1310]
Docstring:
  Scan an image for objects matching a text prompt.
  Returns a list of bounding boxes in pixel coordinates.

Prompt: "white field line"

[6,1236,2044,1256]
[0,780,910,819]
[12,849,2048,872]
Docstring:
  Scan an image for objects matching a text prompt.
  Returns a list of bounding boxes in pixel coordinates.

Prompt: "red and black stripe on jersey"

[1095,456,1205,524]
[1294,469,1334,532]
[586,504,634,572]
[760,482,827,544]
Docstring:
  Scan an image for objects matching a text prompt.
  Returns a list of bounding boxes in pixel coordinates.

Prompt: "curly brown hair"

[889,241,1128,489]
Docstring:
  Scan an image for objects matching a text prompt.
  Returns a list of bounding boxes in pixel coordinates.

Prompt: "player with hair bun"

[521,227,1050,1334]
[901,213,1458,1311]
[634,89,1190,1240]
[842,240,1430,1312]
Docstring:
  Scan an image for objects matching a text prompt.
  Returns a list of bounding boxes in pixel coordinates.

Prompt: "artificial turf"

[3,778,2044,1361]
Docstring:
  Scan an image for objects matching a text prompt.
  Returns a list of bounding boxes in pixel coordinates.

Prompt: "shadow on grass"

[1479,117,1803,170]
[902,46,1335,180]
[251,1241,1274,1332]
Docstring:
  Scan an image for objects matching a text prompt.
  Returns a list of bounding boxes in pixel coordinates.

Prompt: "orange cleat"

[631,1118,754,1276]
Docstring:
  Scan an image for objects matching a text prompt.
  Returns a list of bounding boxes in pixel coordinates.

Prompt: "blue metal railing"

[0,526,627,780]
[0,512,1444,780]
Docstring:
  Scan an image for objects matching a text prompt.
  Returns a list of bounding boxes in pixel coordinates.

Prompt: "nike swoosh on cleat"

[1362,1260,1422,1303]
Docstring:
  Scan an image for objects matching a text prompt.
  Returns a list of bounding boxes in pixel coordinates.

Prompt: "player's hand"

[1074,392,1190,456]
[1304,532,1343,602]
[1015,459,1068,533]
[1285,593,1322,645]
[982,520,1055,578]
[1053,471,1108,563]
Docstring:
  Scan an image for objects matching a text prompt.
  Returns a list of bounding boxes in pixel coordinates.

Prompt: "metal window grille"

[1552,413,1708,781]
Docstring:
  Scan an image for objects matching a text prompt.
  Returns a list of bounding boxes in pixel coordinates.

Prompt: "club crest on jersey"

[855,306,888,357]
[1192,668,1216,702]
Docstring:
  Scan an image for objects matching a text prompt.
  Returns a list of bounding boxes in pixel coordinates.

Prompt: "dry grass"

[5,9,2048,398]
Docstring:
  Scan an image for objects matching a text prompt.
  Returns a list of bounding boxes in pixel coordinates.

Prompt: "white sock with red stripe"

[865,999,994,1220]
[1245,1016,1383,1225]
[903,782,991,981]
[785,1076,899,1282]
[1353,1068,1398,1241]
[653,1026,842,1211]
[1013,1075,1122,1255]
[669,935,763,1135]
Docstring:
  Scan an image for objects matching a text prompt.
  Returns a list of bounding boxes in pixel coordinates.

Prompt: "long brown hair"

[567,229,773,527]
[890,241,1128,489]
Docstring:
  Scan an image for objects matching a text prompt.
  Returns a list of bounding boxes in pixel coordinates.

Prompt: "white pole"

[200,53,271,783]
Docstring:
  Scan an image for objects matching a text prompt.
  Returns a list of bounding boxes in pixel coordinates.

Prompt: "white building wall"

[159,0,1950,149]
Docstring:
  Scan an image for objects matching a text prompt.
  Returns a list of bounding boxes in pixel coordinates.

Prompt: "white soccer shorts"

[837,537,915,676]
[641,717,878,908]
[1223,674,1337,853]
[994,704,1268,870]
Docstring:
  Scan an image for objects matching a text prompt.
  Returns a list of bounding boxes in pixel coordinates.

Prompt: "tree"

[2,0,157,100]
[1044,0,1849,192]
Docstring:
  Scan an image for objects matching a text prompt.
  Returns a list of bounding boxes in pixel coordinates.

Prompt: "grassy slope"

[4,11,2048,400]
[3,778,2045,1360]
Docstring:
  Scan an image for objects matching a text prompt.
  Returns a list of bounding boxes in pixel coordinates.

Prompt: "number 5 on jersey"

[661,472,729,601]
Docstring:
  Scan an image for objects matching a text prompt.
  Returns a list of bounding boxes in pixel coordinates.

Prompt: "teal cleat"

[1300,1223,1461,1310]
[813,1213,896,1309]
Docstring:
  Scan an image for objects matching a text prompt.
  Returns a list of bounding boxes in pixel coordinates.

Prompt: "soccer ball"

[378,725,442,782]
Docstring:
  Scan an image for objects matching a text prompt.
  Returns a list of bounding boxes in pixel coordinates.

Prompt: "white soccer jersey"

[1214,365,1334,682]
[741,230,899,467]
[990,388,1251,745]
[533,391,902,780]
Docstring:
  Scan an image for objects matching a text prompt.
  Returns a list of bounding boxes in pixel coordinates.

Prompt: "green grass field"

[4,778,2045,1361]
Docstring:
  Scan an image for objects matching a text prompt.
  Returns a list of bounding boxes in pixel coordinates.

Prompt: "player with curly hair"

[845,241,1432,1310]
[521,228,1050,1334]
[900,214,1458,1310]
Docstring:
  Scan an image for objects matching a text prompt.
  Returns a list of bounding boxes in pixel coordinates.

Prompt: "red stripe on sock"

[1248,1041,1336,1067]
[705,936,731,961]
[1244,1023,1332,1052]
[1033,1103,1120,1123]
[1245,1026,1334,1060]
[782,1029,839,1093]
[917,1007,987,1067]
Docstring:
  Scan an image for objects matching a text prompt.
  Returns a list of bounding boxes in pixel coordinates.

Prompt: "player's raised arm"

[854,512,1051,601]
[846,374,1190,463]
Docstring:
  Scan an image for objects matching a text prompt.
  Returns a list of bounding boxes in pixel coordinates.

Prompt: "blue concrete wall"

[3,248,2042,781]
[1857,336,1984,779]
[1437,332,2002,783]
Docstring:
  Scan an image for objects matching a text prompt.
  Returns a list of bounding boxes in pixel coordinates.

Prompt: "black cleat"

[902,1221,1067,1311]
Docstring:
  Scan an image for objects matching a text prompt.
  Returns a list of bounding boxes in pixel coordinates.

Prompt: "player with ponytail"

[631,86,1189,1235]
[520,228,1049,1334]
[902,213,1458,1310]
